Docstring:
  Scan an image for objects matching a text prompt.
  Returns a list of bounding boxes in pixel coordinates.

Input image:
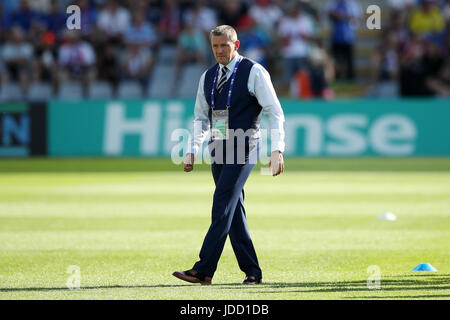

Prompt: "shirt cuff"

[271,143,285,154]
[270,128,285,153]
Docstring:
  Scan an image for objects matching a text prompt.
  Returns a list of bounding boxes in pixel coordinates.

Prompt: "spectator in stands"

[182,0,217,64]
[327,0,362,81]
[97,43,120,96]
[372,11,409,96]
[97,0,131,44]
[387,10,410,53]
[1,27,33,93]
[421,39,445,81]
[148,0,163,25]
[57,30,96,96]
[426,58,450,97]
[289,43,334,99]
[173,18,207,93]
[409,0,445,37]
[125,11,159,49]
[236,14,270,67]
[159,0,182,44]
[388,0,416,12]
[8,0,41,34]
[399,37,446,96]
[0,0,445,101]
[121,42,153,96]
[42,0,66,39]
[277,1,316,89]
[248,0,283,33]
[0,2,11,31]
[299,0,320,23]
[28,0,51,13]
[443,20,450,57]
[34,30,58,92]
[369,33,400,97]
[385,3,413,54]
[217,0,248,27]
[128,0,158,33]
[128,0,150,16]
[183,0,217,37]
[0,0,19,21]
[308,44,335,99]
[175,18,207,64]
[370,9,408,96]
[445,0,450,22]
[445,0,450,16]
[399,36,430,96]
[76,0,98,38]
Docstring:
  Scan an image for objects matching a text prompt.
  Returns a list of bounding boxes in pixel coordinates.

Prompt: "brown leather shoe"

[242,276,262,285]
[172,269,212,285]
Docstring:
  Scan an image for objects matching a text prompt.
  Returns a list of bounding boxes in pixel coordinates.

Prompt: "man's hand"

[184,153,195,172]
[269,151,285,176]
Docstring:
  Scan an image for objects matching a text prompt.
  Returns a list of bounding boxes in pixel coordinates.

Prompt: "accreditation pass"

[211,109,229,140]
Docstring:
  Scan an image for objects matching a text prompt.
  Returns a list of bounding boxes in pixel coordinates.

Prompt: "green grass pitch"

[0,157,449,300]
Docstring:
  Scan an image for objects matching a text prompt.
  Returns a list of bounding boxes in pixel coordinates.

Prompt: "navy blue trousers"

[193,161,262,279]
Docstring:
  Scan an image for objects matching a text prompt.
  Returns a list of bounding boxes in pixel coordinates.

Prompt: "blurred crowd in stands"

[370,0,450,98]
[0,0,448,100]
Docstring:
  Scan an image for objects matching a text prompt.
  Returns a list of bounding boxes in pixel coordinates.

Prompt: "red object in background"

[295,70,313,98]
[292,70,334,99]
[237,14,255,29]
[42,31,56,45]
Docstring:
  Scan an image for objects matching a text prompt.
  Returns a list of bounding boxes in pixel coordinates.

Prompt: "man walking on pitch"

[173,25,285,285]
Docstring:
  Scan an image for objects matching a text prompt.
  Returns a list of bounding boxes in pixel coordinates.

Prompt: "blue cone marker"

[412,263,438,272]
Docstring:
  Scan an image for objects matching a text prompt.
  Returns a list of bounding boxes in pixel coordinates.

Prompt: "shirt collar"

[219,52,240,72]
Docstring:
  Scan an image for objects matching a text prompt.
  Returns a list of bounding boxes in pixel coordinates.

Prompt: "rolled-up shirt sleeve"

[249,64,286,153]
[187,71,210,155]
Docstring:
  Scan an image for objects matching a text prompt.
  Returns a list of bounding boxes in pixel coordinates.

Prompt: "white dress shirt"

[188,52,285,155]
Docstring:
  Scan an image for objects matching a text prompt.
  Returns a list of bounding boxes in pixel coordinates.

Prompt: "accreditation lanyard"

[210,56,242,140]
[210,56,242,110]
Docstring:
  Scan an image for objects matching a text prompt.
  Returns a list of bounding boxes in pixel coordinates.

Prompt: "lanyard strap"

[210,56,242,110]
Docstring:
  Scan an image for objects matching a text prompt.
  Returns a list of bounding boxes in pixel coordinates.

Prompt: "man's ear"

[234,40,240,51]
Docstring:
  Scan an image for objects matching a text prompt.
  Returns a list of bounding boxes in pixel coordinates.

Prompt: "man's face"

[211,35,240,66]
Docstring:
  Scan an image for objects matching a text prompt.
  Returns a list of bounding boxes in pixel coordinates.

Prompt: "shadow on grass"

[1,274,449,299]
[214,274,450,299]
[229,274,450,298]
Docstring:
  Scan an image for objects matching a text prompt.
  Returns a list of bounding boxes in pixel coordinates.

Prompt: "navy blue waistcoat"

[204,57,263,133]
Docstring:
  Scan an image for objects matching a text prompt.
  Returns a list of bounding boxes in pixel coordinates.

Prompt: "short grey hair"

[209,25,238,42]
